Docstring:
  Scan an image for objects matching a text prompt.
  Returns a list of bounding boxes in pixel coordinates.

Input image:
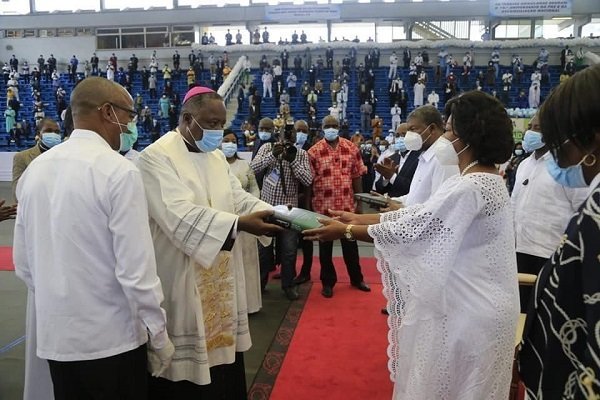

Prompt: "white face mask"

[404,125,432,151]
[433,136,470,166]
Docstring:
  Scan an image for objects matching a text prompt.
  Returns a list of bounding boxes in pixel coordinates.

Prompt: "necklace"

[461,160,479,176]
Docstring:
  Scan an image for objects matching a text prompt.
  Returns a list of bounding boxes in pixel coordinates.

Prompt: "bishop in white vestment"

[138,87,276,398]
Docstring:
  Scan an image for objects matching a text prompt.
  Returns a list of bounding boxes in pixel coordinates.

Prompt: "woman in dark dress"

[519,64,600,399]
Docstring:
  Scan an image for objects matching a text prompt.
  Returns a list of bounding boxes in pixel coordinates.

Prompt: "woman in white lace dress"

[305,91,519,399]
[221,130,262,313]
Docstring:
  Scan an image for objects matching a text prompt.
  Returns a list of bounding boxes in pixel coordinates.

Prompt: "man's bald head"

[70,77,131,122]
[69,77,134,150]
[396,122,409,137]
[294,120,308,132]
[322,115,339,129]
[258,118,274,132]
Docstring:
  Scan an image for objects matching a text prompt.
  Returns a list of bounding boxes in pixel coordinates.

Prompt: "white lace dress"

[368,173,519,399]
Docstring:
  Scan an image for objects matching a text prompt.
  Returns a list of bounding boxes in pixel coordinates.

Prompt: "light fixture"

[551,16,572,20]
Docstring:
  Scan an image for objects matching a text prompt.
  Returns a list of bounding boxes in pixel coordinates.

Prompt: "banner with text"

[490,0,572,17]
[265,5,341,21]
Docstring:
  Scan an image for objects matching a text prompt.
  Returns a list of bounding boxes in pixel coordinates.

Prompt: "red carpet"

[0,247,14,271]
[270,256,393,400]
[295,255,381,284]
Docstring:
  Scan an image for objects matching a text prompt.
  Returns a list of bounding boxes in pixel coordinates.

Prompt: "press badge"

[265,168,281,186]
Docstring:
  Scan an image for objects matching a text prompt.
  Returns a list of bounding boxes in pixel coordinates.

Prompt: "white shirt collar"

[69,129,113,150]
[420,142,437,162]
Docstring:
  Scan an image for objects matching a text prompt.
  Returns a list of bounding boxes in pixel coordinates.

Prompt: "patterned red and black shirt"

[308,137,367,215]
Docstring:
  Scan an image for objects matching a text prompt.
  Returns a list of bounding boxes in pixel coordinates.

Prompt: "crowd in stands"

[0,41,592,157]
[2,26,600,400]
[196,27,383,47]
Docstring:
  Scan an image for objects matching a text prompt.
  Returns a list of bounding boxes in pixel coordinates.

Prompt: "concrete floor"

[0,180,374,399]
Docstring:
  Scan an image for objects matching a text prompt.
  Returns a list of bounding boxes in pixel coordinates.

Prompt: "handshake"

[272,142,297,162]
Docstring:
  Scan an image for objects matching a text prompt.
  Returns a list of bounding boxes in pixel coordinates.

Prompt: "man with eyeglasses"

[14,77,174,400]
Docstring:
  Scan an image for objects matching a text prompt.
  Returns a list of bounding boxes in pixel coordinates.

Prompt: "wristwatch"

[344,224,355,241]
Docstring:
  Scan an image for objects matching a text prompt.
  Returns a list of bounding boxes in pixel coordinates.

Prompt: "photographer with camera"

[250,118,313,300]
[360,138,380,193]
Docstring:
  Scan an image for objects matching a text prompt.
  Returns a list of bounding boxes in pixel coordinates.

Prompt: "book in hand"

[266,205,330,232]
[354,193,389,207]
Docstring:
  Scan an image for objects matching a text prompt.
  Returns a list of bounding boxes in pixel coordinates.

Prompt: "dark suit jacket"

[374,150,420,198]
[12,144,43,201]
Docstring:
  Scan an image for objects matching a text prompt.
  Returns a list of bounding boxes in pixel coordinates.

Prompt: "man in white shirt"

[14,77,174,400]
[390,103,402,131]
[137,86,281,398]
[389,51,398,79]
[394,105,459,207]
[530,69,541,86]
[427,90,439,108]
[511,114,588,311]
[262,71,273,98]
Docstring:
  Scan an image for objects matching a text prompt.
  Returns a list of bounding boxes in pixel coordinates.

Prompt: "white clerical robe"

[528,84,540,108]
[24,291,54,400]
[368,173,519,399]
[413,82,425,107]
[229,158,262,314]
[138,130,271,385]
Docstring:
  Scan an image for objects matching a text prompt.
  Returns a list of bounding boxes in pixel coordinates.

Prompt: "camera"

[273,130,297,162]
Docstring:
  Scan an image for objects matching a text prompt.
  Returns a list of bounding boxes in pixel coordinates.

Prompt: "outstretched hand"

[328,209,362,225]
[380,201,403,212]
[238,210,284,237]
[303,218,347,242]
[0,200,17,221]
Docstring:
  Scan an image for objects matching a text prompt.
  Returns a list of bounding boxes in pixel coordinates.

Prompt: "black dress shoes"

[352,281,371,292]
[283,286,299,301]
[321,286,333,298]
[293,274,311,285]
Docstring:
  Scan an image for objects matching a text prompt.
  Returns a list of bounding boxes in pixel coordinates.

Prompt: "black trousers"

[297,238,314,277]
[149,352,247,400]
[516,252,547,312]
[319,239,364,288]
[47,344,147,400]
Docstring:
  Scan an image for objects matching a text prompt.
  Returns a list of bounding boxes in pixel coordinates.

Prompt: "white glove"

[148,338,175,378]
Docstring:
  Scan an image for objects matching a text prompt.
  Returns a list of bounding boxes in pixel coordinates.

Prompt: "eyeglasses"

[107,102,138,120]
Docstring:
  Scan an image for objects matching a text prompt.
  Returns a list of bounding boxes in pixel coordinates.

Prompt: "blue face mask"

[394,137,407,152]
[323,128,339,142]
[189,116,223,152]
[522,130,544,153]
[515,149,524,156]
[41,132,62,148]
[546,155,588,188]
[221,142,238,158]
[119,122,138,152]
[258,131,272,141]
[296,132,308,146]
